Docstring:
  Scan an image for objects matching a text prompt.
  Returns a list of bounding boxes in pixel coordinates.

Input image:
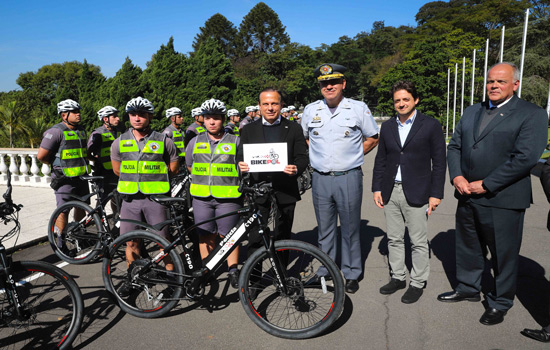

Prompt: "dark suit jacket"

[540,158,550,230]
[372,112,447,206]
[236,117,309,204]
[447,95,548,209]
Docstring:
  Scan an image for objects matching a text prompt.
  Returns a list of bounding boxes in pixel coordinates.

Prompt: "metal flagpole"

[471,49,476,105]
[546,81,550,119]
[461,57,465,115]
[483,39,489,102]
[446,68,450,139]
[500,26,505,62]
[453,63,458,133]
[519,9,529,97]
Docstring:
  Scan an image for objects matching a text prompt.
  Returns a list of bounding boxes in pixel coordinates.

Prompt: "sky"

[0,0,431,93]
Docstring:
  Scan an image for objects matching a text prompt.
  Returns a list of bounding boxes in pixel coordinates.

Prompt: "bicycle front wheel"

[239,240,345,339]
[102,230,184,318]
[48,201,103,264]
[0,260,84,349]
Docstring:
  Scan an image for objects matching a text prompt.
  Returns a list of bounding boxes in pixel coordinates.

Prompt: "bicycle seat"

[149,195,187,206]
[80,175,104,182]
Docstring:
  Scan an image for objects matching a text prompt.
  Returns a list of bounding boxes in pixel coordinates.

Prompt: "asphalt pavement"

[3,151,550,349]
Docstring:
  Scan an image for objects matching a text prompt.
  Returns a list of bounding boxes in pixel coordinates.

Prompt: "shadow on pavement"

[73,288,126,349]
[516,256,550,328]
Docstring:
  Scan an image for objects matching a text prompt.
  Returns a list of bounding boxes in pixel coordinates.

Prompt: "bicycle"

[102,179,345,339]
[47,175,122,264]
[0,170,84,349]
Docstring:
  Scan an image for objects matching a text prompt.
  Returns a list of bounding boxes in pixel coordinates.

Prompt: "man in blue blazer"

[372,80,446,304]
[438,62,548,326]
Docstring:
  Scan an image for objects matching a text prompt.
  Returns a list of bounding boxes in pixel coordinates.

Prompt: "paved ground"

[2,152,550,349]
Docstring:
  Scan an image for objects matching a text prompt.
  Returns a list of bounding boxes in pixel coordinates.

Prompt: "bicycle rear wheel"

[102,230,184,318]
[48,201,102,264]
[239,240,345,339]
[0,260,84,349]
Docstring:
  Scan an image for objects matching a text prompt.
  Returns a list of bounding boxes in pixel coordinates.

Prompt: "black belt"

[313,166,361,176]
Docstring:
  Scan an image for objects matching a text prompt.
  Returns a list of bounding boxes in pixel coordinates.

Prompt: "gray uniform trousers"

[384,183,429,288]
[312,169,363,280]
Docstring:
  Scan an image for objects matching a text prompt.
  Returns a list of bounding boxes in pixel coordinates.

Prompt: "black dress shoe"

[479,308,507,325]
[380,278,406,295]
[401,286,423,304]
[437,290,481,302]
[521,328,550,343]
[345,279,359,293]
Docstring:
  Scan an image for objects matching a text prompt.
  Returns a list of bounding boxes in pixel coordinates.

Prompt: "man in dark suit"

[237,88,309,254]
[438,62,548,326]
[372,81,446,304]
[520,158,550,342]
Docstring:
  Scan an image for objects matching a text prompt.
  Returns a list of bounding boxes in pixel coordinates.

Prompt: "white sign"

[243,143,288,172]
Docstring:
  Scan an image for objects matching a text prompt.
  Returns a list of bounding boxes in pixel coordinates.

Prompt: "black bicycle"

[0,171,84,349]
[47,175,122,264]
[102,180,345,339]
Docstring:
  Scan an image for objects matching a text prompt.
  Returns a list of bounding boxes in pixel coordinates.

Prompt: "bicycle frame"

[131,191,289,297]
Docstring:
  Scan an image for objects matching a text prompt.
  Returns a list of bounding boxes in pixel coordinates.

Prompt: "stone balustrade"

[0,148,51,187]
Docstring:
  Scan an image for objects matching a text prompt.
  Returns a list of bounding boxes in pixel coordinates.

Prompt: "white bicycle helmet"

[245,106,255,113]
[125,97,154,113]
[191,107,202,117]
[97,106,119,120]
[288,105,296,111]
[227,109,240,117]
[281,107,289,113]
[57,99,81,114]
[201,99,226,115]
[254,105,260,111]
[165,107,182,118]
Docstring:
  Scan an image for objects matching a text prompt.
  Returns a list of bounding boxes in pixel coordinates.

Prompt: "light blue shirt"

[262,115,282,126]
[394,110,417,182]
[302,97,379,172]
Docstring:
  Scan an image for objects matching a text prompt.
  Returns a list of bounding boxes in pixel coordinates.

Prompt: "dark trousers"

[247,201,295,257]
[455,201,525,311]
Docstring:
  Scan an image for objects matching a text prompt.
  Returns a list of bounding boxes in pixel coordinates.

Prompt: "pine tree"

[238,2,290,55]
[193,13,239,58]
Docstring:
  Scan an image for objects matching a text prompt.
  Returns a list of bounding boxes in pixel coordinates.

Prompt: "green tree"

[238,2,290,55]
[0,101,29,148]
[140,37,188,130]
[193,13,239,58]
[184,38,235,120]
[77,60,106,132]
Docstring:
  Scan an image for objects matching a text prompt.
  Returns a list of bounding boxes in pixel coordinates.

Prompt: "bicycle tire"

[239,240,345,339]
[102,230,184,318]
[47,201,103,264]
[0,260,84,349]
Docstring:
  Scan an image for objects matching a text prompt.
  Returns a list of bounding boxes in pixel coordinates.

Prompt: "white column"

[461,57,465,116]
[453,63,458,133]
[483,39,489,102]
[500,26,505,63]
[518,9,530,97]
[471,49,476,105]
[446,68,450,139]
[8,154,18,175]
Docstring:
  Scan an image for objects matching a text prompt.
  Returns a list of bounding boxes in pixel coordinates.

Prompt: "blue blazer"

[447,95,548,209]
[372,111,447,206]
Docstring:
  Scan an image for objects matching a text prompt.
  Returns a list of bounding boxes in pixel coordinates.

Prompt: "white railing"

[0,148,51,187]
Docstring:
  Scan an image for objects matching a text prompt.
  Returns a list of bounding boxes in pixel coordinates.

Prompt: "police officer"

[224,109,240,136]
[162,107,186,164]
[288,105,296,121]
[88,105,121,206]
[38,99,90,240]
[185,99,242,288]
[302,63,379,293]
[239,105,258,130]
[110,97,179,296]
[184,107,206,147]
[281,107,289,119]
